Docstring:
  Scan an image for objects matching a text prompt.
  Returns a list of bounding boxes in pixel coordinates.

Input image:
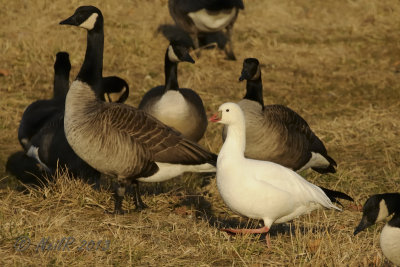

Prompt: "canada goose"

[168,0,244,60]
[138,42,207,142]
[18,51,71,151]
[60,6,217,213]
[210,102,353,245]
[223,58,337,174]
[354,193,400,266]
[27,76,129,184]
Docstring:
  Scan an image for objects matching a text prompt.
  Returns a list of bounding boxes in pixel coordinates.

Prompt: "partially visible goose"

[210,102,353,245]
[60,6,217,213]
[168,0,244,60]
[223,58,337,174]
[18,51,71,151]
[354,193,400,266]
[27,76,129,184]
[138,42,207,142]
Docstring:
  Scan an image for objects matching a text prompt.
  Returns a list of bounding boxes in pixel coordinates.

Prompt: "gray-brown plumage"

[223,58,337,173]
[61,6,216,213]
[168,0,244,60]
[138,42,207,142]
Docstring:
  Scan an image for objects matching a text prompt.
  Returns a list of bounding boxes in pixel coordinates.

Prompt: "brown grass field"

[1,0,400,265]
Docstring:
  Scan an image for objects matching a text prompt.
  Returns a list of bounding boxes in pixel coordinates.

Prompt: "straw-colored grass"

[1,0,400,265]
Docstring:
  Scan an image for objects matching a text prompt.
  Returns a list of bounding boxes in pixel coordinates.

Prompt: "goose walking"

[18,52,71,151]
[210,102,352,245]
[168,0,244,60]
[354,193,400,266]
[60,6,217,213]
[139,42,207,142]
[223,58,337,173]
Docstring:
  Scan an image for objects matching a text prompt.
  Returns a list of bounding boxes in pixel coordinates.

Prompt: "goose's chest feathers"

[188,8,237,32]
[153,90,190,124]
[380,224,400,265]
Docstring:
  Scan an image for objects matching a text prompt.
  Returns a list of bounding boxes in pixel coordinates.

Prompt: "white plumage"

[210,102,341,244]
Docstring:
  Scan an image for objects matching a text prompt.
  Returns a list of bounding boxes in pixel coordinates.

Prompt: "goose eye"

[226,109,229,112]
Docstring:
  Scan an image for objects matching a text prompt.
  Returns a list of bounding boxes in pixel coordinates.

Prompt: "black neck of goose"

[164,51,179,92]
[53,69,70,99]
[388,212,400,227]
[244,76,264,107]
[385,193,400,216]
[77,29,104,91]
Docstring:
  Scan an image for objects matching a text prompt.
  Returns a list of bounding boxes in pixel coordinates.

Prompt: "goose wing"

[102,103,217,165]
[263,104,328,155]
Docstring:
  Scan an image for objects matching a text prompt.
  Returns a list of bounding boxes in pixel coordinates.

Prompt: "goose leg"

[224,25,236,61]
[221,226,271,246]
[113,183,126,214]
[190,32,201,57]
[132,180,148,211]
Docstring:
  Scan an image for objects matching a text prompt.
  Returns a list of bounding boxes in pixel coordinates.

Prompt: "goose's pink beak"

[209,112,221,122]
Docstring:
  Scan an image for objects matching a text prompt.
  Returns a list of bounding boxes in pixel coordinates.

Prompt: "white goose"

[210,102,352,245]
[354,193,400,266]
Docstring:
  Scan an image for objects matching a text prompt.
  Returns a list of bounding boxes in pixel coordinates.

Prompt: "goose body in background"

[223,58,337,174]
[60,6,217,213]
[354,193,400,266]
[210,102,352,245]
[168,0,244,60]
[18,52,71,151]
[139,42,207,142]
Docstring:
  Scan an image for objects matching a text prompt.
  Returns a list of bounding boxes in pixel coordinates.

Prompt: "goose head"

[54,52,71,75]
[239,58,260,81]
[354,193,399,235]
[60,5,103,31]
[100,76,130,103]
[209,102,244,126]
[167,42,195,64]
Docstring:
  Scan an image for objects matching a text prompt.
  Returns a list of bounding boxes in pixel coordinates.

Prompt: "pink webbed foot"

[220,226,271,247]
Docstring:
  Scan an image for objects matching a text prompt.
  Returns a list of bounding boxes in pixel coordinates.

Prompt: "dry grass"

[1,0,400,265]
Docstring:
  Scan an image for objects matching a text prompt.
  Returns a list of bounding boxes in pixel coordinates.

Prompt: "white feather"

[380,224,400,265]
[188,8,236,32]
[79,13,98,30]
[215,103,340,228]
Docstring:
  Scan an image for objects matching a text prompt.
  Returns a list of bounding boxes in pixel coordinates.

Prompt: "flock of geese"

[5,2,399,264]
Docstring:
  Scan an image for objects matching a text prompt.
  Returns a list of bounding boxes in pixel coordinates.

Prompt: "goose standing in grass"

[18,51,71,151]
[26,76,129,184]
[223,58,337,174]
[210,102,353,245]
[354,193,400,266]
[168,0,244,60]
[139,42,207,142]
[60,6,217,213]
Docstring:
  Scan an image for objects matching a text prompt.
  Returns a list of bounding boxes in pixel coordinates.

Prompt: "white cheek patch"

[376,199,390,222]
[252,66,261,80]
[298,152,330,172]
[79,13,98,30]
[168,45,180,62]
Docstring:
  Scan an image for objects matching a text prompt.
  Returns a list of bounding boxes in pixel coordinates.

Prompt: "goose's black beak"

[182,53,195,64]
[60,15,77,26]
[353,217,372,236]
[239,70,250,82]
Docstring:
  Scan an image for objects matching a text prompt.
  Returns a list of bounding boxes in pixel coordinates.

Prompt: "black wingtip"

[319,186,354,203]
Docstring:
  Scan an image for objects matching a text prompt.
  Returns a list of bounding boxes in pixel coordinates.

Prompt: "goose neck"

[244,77,264,107]
[220,121,246,160]
[53,71,70,99]
[76,30,104,91]
[164,52,179,91]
